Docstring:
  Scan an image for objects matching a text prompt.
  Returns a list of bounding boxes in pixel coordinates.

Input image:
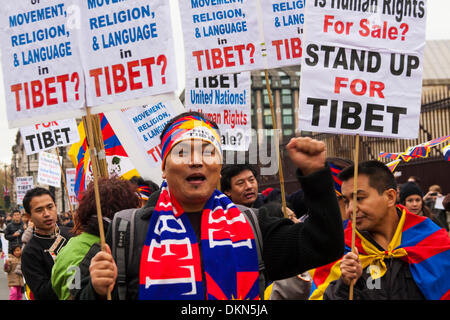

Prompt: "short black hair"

[22,187,55,214]
[160,111,220,144]
[338,160,397,195]
[220,164,258,192]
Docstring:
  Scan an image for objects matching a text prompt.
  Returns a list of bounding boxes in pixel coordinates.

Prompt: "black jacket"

[323,257,425,300]
[80,165,345,300]
[21,226,72,300]
[4,221,24,252]
[253,187,308,218]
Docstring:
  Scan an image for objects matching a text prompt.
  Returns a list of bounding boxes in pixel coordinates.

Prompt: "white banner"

[65,167,78,205]
[0,1,85,129]
[260,0,305,68]
[298,0,427,139]
[119,101,180,168]
[78,0,177,107]
[179,0,264,77]
[37,151,61,188]
[185,72,251,151]
[20,118,80,155]
[104,94,185,185]
[16,176,33,205]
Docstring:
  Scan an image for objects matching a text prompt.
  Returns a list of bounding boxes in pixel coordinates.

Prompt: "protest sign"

[104,95,185,185]
[260,0,305,68]
[16,176,33,205]
[78,0,177,107]
[66,168,78,206]
[20,118,80,155]
[185,72,251,151]
[37,151,62,188]
[179,0,264,77]
[298,0,427,139]
[0,1,86,129]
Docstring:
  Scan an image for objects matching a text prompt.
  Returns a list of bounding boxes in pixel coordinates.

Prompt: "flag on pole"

[98,114,139,180]
[68,120,91,198]
[68,114,139,198]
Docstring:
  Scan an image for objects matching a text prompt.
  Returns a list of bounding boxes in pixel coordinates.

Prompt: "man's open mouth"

[186,173,206,183]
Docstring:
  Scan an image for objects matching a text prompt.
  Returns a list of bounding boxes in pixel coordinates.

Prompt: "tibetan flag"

[378,152,400,160]
[406,145,430,158]
[423,135,450,147]
[68,120,91,198]
[378,152,416,162]
[443,145,450,161]
[309,206,450,300]
[68,114,139,197]
[386,159,401,172]
[99,114,139,180]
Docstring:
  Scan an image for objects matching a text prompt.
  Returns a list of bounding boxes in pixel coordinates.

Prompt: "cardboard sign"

[37,151,61,188]
[0,1,85,129]
[16,176,33,205]
[185,72,251,151]
[78,0,177,107]
[298,0,427,139]
[179,0,264,77]
[20,118,80,155]
[260,0,305,68]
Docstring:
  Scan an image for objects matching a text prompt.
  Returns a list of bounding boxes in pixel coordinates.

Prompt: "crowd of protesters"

[1,112,449,301]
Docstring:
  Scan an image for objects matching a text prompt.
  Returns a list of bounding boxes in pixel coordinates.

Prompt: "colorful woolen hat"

[329,163,343,196]
[137,185,151,201]
[160,114,222,169]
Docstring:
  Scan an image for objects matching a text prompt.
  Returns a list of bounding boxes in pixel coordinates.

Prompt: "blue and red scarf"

[139,181,260,300]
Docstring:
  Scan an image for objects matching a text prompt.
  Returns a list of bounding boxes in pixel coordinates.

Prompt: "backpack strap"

[235,204,267,300]
[111,208,138,300]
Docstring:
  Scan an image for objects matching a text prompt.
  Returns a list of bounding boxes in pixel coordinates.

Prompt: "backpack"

[111,205,267,300]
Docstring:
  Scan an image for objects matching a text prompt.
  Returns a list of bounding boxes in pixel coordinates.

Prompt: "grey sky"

[0,0,449,165]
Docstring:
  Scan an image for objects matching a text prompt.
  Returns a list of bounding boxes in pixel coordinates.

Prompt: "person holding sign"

[310,161,450,300]
[83,112,344,300]
[21,188,72,300]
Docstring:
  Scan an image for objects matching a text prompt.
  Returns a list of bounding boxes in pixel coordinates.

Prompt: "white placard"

[104,95,186,185]
[185,72,251,151]
[20,118,80,155]
[298,0,427,139]
[37,151,61,188]
[260,0,305,68]
[65,167,78,205]
[119,101,180,168]
[0,1,85,129]
[179,0,264,77]
[16,176,34,205]
[77,0,177,107]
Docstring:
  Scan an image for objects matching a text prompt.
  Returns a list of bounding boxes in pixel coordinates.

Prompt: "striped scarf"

[138,181,260,300]
[309,205,450,300]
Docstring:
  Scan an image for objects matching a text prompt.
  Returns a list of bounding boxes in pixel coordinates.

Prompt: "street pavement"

[0,258,12,300]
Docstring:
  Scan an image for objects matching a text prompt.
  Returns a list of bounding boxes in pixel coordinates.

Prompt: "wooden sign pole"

[83,107,111,300]
[264,69,288,218]
[55,147,74,215]
[349,133,360,300]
